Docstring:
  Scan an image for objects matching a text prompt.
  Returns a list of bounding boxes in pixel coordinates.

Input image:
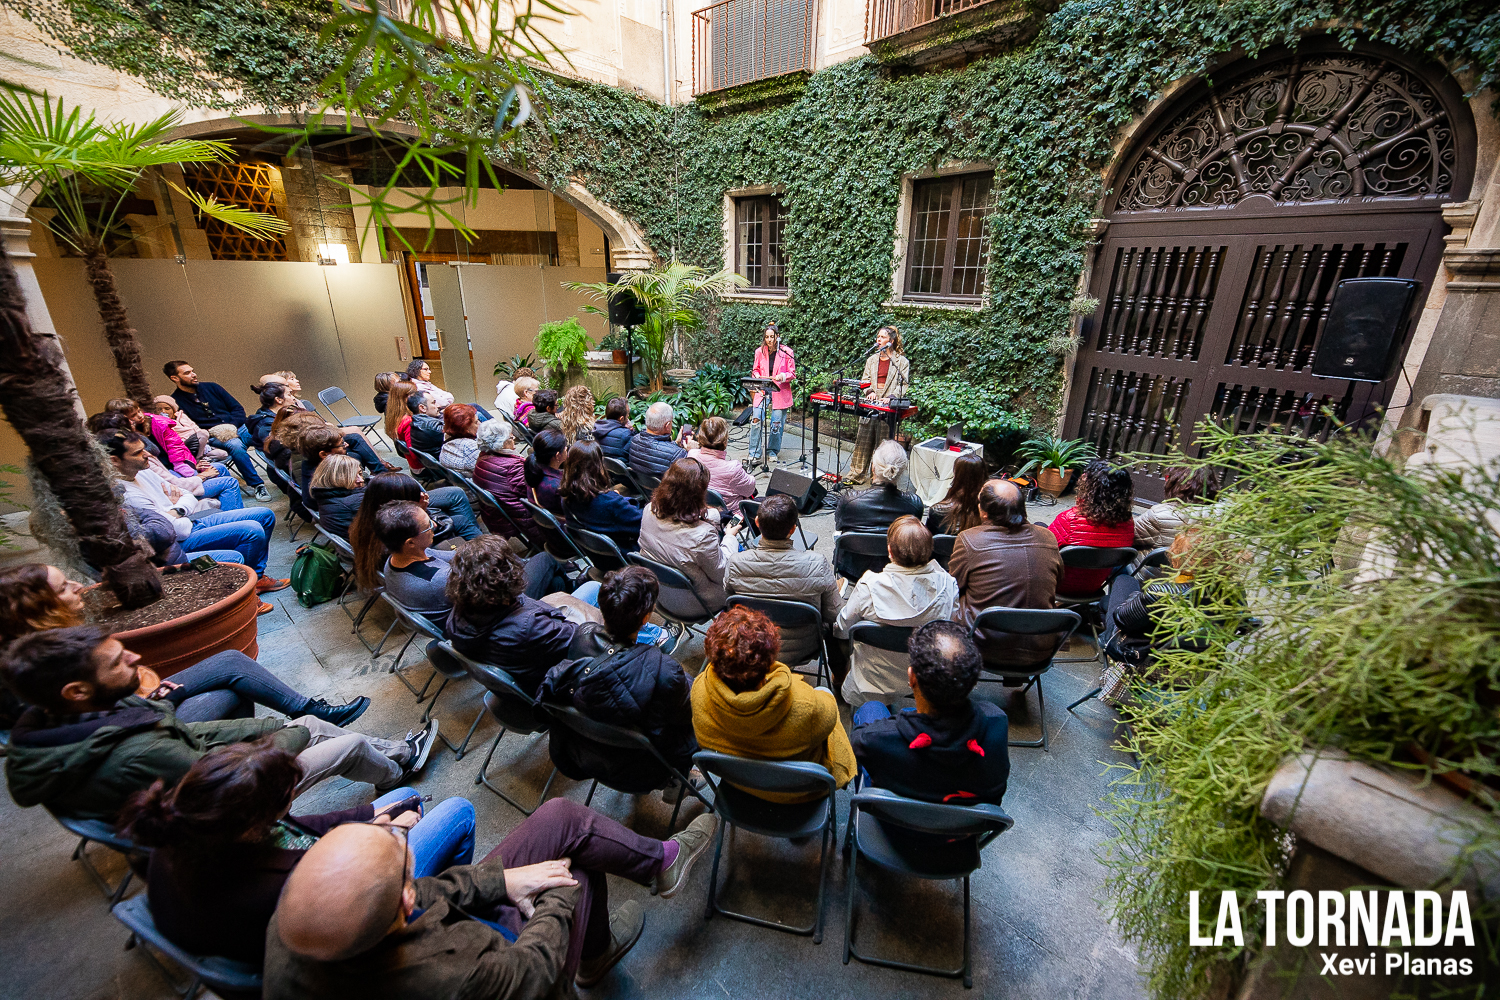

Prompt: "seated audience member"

[926,451,987,535]
[297,424,349,497]
[267,408,323,472]
[559,385,596,445]
[628,402,687,480]
[385,379,421,465]
[0,563,85,642]
[471,418,537,543]
[446,536,579,694]
[561,440,643,552]
[691,606,855,801]
[639,458,738,612]
[310,455,366,537]
[405,359,455,409]
[511,374,541,423]
[835,439,923,534]
[524,428,568,516]
[254,371,388,453]
[593,396,635,460]
[349,472,484,592]
[850,621,1009,809]
[164,359,271,501]
[266,796,718,997]
[836,516,958,707]
[376,502,455,626]
[949,478,1063,626]
[373,371,397,414]
[1,627,432,821]
[539,567,696,789]
[1135,466,1217,549]
[685,416,756,506]
[102,431,288,599]
[726,495,844,621]
[247,383,296,452]
[1047,460,1137,596]
[152,394,225,462]
[94,411,242,511]
[105,397,198,478]
[406,391,446,457]
[439,403,481,475]
[1102,527,1243,672]
[527,389,562,435]
[118,739,475,965]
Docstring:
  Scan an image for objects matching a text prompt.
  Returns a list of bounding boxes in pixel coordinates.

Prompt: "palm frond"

[167,182,290,239]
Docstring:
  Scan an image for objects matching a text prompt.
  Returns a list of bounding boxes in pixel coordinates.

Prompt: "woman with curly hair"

[690,605,855,802]
[639,457,740,612]
[1047,459,1136,596]
[558,385,596,444]
[560,439,643,551]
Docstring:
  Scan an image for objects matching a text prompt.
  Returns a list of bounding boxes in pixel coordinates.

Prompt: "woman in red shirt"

[1048,460,1136,595]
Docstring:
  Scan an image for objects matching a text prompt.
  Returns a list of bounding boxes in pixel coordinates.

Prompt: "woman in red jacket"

[1047,460,1136,595]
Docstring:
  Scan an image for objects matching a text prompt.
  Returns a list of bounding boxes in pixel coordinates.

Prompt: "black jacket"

[245,408,277,450]
[850,699,1010,806]
[374,391,389,414]
[627,430,686,479]
[310,485,364,539]
[537,627,696,788]
[593,421,635,461]
[172,382,246,429]
[446,597,578,696]
[835,482,925,534]
[409,414,445,456]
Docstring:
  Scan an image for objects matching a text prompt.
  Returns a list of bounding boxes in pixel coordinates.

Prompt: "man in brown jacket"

[948,479,1065,627]
[265,798,715,999]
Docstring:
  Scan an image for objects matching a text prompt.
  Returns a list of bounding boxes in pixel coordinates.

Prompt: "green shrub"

[534,317,591,385]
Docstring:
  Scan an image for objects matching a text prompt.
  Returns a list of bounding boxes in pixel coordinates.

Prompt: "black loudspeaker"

[767,467,828,515]
[606,271,647,327]
[1311,277,1421,383]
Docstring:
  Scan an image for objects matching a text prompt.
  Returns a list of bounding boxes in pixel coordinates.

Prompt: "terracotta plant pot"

[112,564,261,678]
[611,349,627,364]
[1036,466,1069,497]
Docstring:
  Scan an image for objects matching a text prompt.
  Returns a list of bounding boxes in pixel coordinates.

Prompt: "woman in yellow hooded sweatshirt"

[691,605,855,802]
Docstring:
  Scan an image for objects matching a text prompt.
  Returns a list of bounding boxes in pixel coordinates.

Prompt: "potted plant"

[1015,432,1098,497]
[83,563,263,677]
[534,317,592,387]
[597,328,630,365]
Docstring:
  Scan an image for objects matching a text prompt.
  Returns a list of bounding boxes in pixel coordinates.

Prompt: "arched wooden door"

[1064,40,1475,498]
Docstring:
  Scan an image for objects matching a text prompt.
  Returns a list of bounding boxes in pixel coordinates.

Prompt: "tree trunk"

[0,252,161,607]
[79,235,154,408]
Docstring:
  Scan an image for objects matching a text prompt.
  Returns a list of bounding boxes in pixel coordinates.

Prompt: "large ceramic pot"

[112,564,261,678]
[1036,466,1070,497]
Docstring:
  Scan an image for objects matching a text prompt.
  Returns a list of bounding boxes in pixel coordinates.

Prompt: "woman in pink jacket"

[105,398,201,478]
[748,321,795,466]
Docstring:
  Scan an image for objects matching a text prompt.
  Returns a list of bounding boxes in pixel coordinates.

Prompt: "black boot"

[303,695,370,727]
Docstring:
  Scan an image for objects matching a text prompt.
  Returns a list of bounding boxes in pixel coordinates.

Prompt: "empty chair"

[693,751,838,944]
[50,810,149,905]
[843,788,1014,988]
[112,895,263,1000]
[932,533,957,571]
[627,552,720,652]
[725,595,829,688]
[833,531,888,582]
[1053,545,1139,665]
[969,607,1080,750]
[316,386,386,447]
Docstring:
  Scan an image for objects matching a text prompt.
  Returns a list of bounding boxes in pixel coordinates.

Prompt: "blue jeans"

[184,507,276,575]
[201,472,243,510]
[168,649,314,722]
[372,788,476,877]
[427,486,482,540]
[747,402,787,461]
[225,427,266,488]
[572,581,667,645]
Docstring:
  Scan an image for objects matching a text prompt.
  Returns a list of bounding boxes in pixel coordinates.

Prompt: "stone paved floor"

[0,419,1146,1000]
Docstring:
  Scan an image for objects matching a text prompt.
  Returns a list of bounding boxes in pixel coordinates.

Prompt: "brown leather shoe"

[256,576,290,594]
[257,601,275,615]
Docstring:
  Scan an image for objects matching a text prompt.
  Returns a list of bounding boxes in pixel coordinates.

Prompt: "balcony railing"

[866,0,995,44]
[692,0,817,96]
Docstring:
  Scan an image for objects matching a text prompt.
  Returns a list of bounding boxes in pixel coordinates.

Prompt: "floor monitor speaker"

[1311,277,1421,383]
[767,467,828,515]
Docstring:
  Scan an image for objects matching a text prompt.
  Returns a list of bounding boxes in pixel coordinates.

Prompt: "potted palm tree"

[565,260,748,394]
[1015,432,1098,497]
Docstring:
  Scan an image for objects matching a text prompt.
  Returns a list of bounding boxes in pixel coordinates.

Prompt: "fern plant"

[533,318,591,384]
[493,353,537,379]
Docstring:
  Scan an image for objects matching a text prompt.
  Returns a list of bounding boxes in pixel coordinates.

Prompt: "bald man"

[947,478,1064,629]
[266,798,717,998]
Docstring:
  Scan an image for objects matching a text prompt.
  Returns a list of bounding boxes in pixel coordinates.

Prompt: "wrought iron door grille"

[692,0,816,95]
[1093,244,1225,360]
[181,162,289,262]
[1075,368,1192,476]
[1223,241,1407,371]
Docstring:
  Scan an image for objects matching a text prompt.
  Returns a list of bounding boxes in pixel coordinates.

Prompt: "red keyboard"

[809,390,918,420]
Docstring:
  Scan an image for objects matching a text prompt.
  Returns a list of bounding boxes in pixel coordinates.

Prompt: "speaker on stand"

[1310,276,1421,429]
[606,272,647,393]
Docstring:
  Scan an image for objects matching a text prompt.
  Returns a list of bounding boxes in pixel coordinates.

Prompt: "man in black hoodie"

[849,620,1009,806]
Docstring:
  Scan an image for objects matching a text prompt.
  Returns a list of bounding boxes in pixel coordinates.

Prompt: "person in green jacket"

[2,626,437,822]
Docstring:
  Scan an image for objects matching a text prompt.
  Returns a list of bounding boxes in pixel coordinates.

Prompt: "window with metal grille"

[735,194,788,290]
[693,0,816,94]
[904,172,992,301]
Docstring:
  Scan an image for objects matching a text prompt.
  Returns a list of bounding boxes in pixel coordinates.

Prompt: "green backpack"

[290,541,347,608]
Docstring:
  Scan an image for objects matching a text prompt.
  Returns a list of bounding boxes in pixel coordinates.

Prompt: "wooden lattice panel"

[183,162,289,261]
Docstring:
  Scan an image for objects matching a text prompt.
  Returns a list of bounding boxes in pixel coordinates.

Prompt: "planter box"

[114,564,261,678]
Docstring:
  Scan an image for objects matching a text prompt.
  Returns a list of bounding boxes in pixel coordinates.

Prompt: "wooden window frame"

[733,193,789,291]
[902,171,993,303]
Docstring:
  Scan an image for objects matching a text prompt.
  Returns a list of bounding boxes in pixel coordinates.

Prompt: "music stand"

[741,377,778,473]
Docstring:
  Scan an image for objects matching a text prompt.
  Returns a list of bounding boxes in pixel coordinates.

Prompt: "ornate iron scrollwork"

[1116,52,1456,211]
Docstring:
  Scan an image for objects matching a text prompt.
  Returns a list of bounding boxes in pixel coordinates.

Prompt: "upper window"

[735,194,788,291]
[692,0,817,94]
[904,172,992,301]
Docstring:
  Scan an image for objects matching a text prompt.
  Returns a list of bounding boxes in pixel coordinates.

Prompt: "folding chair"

[603,456,638,494]
[513,420,536,446]
[466,479,542,553]
[541,703,715,831]
[49,810,149,905]
[626,551,721,653]
[312,526,367,622]
[1052,545,1139,665]
[693,751,838,944]
[843,788,1014,988]
[421,640,487,759]
[969,607,1080,750]
[371,593,449,701]
[521,498,590,564]
[833,531,888,582]
[739,498,818,550]
[568,525,630,579]
[630,467,662,496]
[437,641,558,816]
[725,595,829,687]
[932,534,957,571]
[317,386,389,449]
[113,895,262,1000]
[847,622,916,699]
[706,487,728,512]
[264,463,313,540]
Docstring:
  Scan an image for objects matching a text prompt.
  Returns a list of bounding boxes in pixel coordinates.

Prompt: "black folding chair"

[1053,545,1139,665]
[626,552,721,652]
[725,595,829,687]
[437,641,558,816]
[514,420,536,447]
[49,810,149,905]
[603,456,638,494]
[113,895,262,1000]
[317,386,389,449]
[693,751,838,944]
[847,622,916,699]
[311,525,366,622]
[739,498,817,550]
[264,462,313,540]
[421,641,487,759]
[833,531,888,582]
[541,703,714,831]
[371,593,449,701]
[567,525,631,579]
[843,788,1014,988]
[630,467,662,496]
[464,477,542,553]
[520,498,588,564]
[932,534,957,571]
[969,607,1080,750]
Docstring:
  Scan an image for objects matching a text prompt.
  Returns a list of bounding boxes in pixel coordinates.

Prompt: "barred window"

[735,194,788,290]
[904,172,993,301]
